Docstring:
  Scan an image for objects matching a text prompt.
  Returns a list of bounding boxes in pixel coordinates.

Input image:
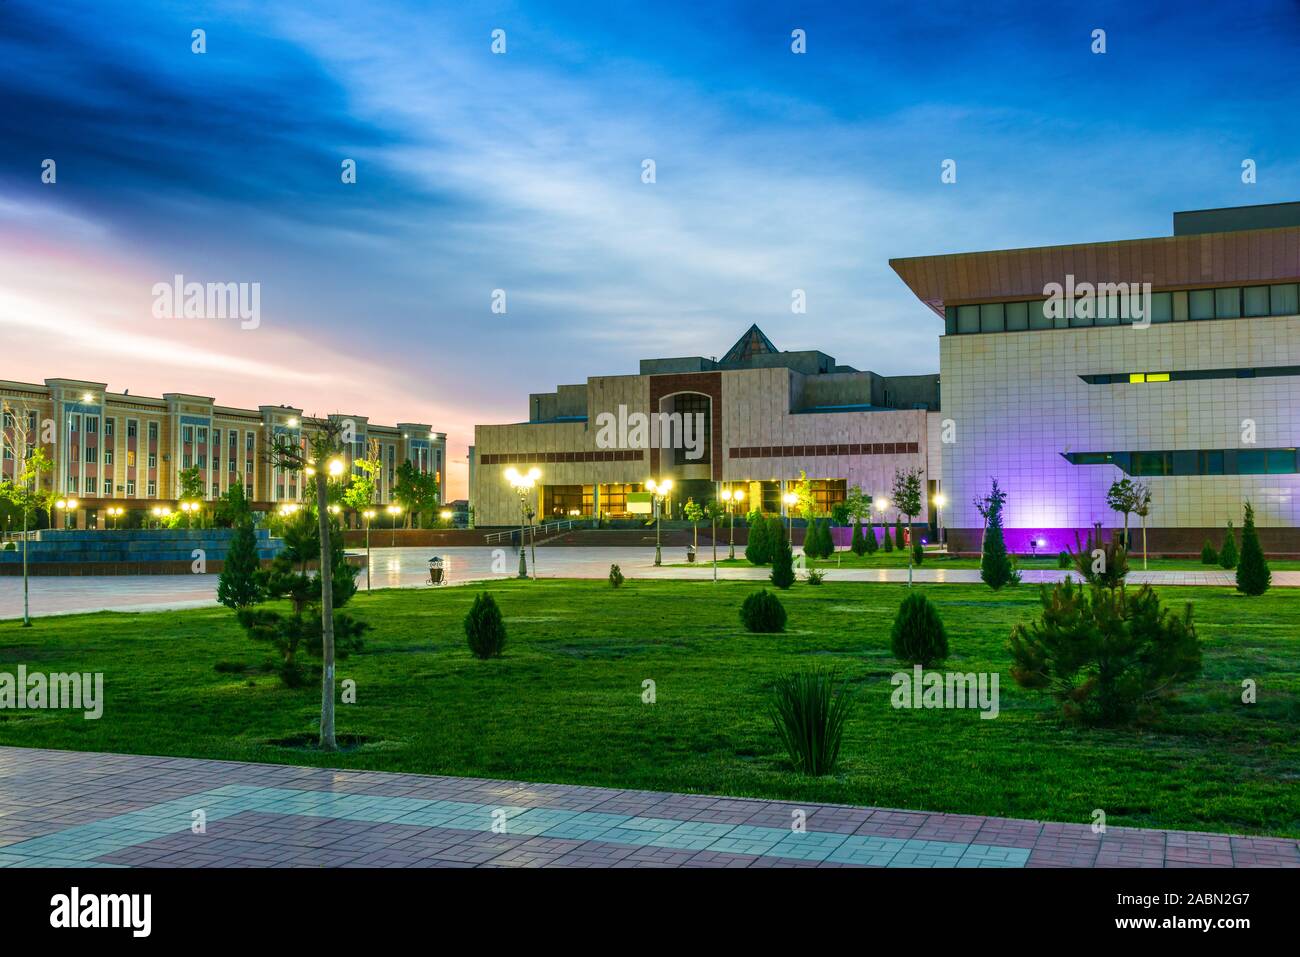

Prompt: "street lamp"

[55,497,78,529]
[505,467,540,578]
[362,509,376,590]
[782,491,798,538]
[720,487,745,560]
[106,506,124,529]
[645,477,673,566]
[386,503,403,547]
[933,493,947,547]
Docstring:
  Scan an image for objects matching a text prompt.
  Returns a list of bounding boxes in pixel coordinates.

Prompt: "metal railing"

[483,519,576,546]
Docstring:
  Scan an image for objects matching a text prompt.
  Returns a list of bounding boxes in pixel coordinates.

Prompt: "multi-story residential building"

[471,325,940,528]
[0,379,446,528]
[891,200,1300,553]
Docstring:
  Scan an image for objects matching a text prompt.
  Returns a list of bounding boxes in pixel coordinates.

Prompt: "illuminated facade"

[891,201,1300,553]
[0,378,445,527]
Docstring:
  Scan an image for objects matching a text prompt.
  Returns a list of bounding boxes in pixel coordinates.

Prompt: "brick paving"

[0,747,1295,868]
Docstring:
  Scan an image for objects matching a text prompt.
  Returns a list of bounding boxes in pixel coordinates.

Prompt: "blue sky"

[2,0,1298,495]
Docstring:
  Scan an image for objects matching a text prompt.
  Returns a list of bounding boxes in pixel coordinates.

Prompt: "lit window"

[1146,373,1170,382]
[1128,373,1145,383]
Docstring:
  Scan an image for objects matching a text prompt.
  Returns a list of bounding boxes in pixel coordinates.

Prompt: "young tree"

[891,468,924,586]
[258,421,361,749]
[849,518,867,556]
[864,513,878,554]
[394,460,440,529]
[978,479,1018,590]
[683,498,704,549]
[1235,502,1271,596]
[1106,478,1138,550]
[176,465,206,526]
[217,519,264,609]
[342,439,382,527]
[216,481,252,528]
[881,512,893,552]
[0,414,52,627]
[1132,482,1153,570]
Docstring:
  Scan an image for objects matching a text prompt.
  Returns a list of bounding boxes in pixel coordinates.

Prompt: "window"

[104,448,114,465]
[104,417,115,436]
[1244,286,1270,318]
[2,446,11,461]
[1198,451,1224,475]
[127,420,137,438]
[246,458,253,474]
[1188,289,1215,320]
[67,476,78,492]
[85,416,98,434]
[148,452,157,468]
[183,453,192,468]
[147,480,156,497]
[2,410,13,429]
[85,477,97,494]
[245,484,253,498]
[229,456,237,471]
[148,422,158,441]
[245,432,254,451]
[126,480,135,496]
[197,427,208,444]
[1271,283,1299,316]
[1237,450,1266,474]
[1005,301,1029,331]
[956,305,979,334]
[1268,449,1297,474]
[229,430,237,447]
[1149,291,1173,324]
[211,482,220,498]
[127,450,135,467]
[979,303,1006,333]
[85,445,97,463]
[1028,299,1052,330]
[1215,287,1241,319]
[212,453,219,469]
[69,414,80,433]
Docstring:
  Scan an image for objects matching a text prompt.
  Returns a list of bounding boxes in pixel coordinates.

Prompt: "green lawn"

[674,550,1300,571]
[2,579,1297,837]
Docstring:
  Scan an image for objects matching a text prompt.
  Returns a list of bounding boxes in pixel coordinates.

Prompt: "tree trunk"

[316,467,337,751]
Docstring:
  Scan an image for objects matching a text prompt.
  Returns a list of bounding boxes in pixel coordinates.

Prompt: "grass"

[1,579,1297,837]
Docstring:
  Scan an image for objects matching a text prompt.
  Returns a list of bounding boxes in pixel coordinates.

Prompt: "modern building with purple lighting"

[892,201,1300,554]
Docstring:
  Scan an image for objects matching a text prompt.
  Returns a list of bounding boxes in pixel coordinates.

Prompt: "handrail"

[483,519,575,545]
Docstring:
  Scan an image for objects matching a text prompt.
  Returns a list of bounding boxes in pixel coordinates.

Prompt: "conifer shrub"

[465,592,507,659]
[1200,539,1218,565]
[1008,579,1201,725]
[608,563,624,587]
[770,523,795,589]
[740,589,787,633]
[1235,503,1271,596]
[744,513,772,565]
[850,520,867,556]
[1219,521,1238,569]
[889,590,948,666]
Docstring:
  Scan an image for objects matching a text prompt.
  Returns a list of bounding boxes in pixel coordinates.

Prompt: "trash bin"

[428,556,445,586]
[686,545,696,563]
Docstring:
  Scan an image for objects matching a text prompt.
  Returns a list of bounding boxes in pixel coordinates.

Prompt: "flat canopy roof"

[890,223,1300,317]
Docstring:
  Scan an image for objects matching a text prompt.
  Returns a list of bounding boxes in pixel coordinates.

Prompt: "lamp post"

[386,504,402,547]
[505,467,540,579]
[782,491,798,540]
[646,477,673,566]
[363,509,376,590]
[106,506,124,529]
[875,496,889,550]
[933,493,946,547]
[55,497,78,529]
[720,487,745,560]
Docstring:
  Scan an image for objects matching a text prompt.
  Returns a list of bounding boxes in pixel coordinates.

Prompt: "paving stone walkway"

[0,747,1295,868]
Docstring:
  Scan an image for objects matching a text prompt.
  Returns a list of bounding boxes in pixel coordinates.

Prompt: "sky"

[2,1,1299,498]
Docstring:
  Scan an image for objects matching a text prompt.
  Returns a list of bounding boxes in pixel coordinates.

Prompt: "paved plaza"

[0,747,1295,868]
[3,545,1296,619]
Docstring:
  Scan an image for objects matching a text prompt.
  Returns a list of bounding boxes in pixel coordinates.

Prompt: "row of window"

[1081,364,1300,385]
[1064,448,1299,476]
[946,282,1300,335]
